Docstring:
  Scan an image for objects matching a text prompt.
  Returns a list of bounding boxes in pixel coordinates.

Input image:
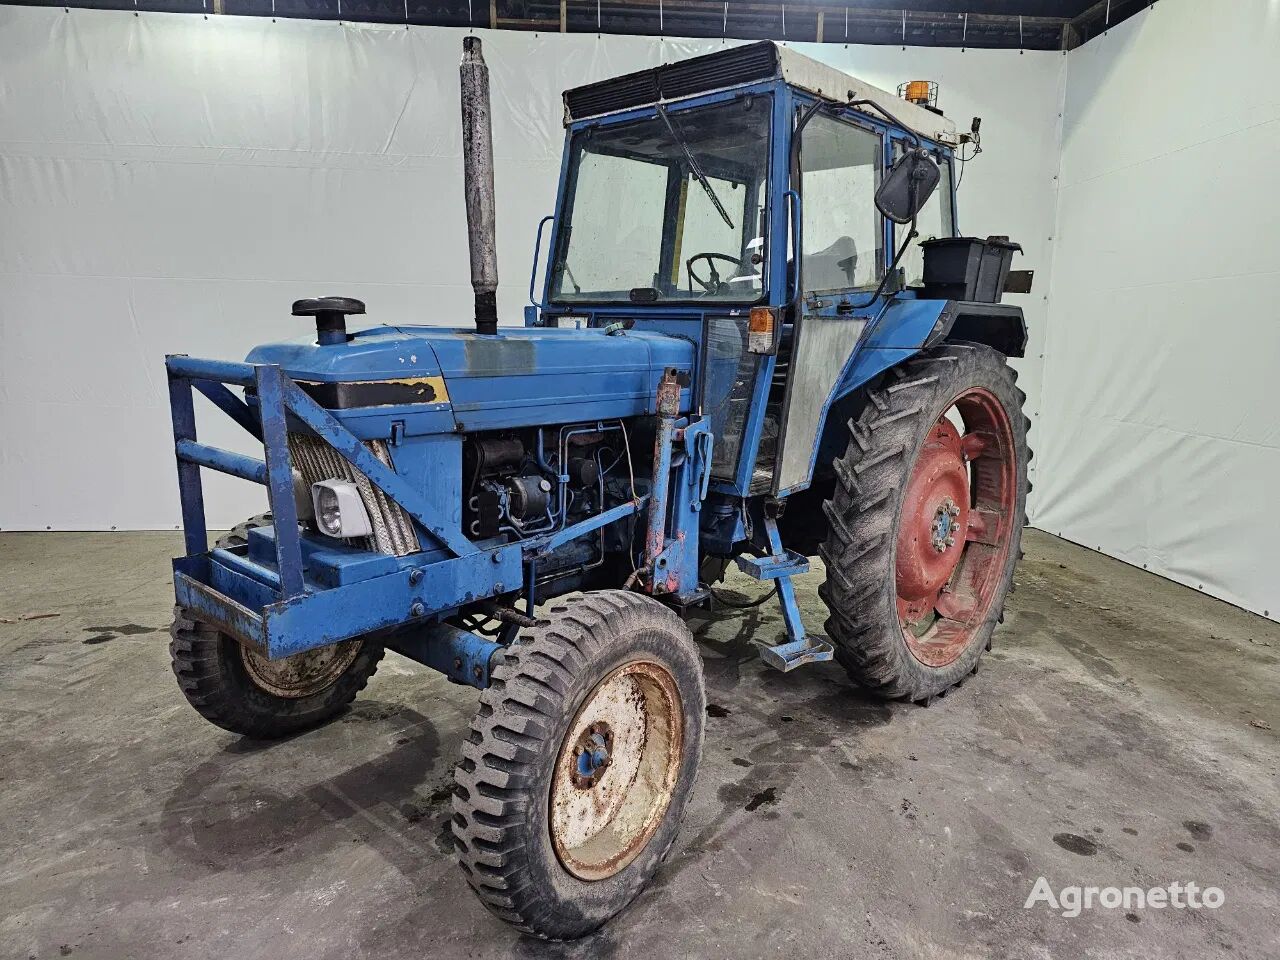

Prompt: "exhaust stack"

[460,36,499,336]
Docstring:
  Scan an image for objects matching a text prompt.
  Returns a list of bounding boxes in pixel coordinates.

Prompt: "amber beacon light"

[899,80,939,109]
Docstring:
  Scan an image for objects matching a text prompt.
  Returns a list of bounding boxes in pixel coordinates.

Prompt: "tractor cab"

[532,42,988,513]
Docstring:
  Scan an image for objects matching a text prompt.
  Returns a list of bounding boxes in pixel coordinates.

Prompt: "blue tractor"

[165,39,1029,939]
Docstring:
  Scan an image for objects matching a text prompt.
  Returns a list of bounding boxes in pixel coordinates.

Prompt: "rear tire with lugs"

[819,343,1029,702]
[452,590,705,940]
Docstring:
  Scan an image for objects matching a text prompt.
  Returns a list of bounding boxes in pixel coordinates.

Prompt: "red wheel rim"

[894,388,1017,668]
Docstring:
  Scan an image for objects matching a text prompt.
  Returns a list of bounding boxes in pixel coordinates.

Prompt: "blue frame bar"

[534,498,643,557]
[723,82,793,497]
[783,189,801,302]
[193,380,263,441]
[176,440,268,485]
[167,364,208,558]
[256,366,306,597]
[166,356,257,388]
[211,546,282,590]
[171,543,526,659]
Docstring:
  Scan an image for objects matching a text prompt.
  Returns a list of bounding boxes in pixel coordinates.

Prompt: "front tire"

[169,610,384,738]
[452,590,705,940]
[169,517,383,738]
[819,343,1029,702]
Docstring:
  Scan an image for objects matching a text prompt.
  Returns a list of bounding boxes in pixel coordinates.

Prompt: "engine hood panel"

[246,326,696,433]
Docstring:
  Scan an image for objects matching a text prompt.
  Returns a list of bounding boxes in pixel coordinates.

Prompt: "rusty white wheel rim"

[239,640,361,698]
[550,660,684,881]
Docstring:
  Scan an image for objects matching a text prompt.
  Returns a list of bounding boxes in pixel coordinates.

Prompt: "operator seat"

[800,235,858,292]
[783,234,858,310]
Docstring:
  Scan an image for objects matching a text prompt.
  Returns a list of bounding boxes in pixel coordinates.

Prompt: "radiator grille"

[289,434,421,557]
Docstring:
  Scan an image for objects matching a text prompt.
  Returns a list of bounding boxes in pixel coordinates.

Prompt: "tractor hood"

[246,325,696,435]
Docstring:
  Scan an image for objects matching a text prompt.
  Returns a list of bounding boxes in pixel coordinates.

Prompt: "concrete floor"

[1,530,1277,960]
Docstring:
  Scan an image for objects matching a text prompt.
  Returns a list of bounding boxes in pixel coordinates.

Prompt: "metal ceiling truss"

[13,0,1152,50]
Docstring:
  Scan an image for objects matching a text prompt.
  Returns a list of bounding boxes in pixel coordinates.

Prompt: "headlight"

[310,480,373,538]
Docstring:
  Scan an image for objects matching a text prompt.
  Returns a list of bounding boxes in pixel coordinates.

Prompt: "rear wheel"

[452,590,705,940]
[168,517,383,738]
[819,343,1029,702]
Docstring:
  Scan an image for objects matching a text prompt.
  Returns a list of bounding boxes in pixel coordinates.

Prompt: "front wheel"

[169,609,384,738]
[819,342,1030,702]
[452,590,705,940]
[169,517,385,738]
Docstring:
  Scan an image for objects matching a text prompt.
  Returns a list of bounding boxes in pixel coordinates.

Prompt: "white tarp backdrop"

[1039,0,1280,620]
[0,5,1062,535]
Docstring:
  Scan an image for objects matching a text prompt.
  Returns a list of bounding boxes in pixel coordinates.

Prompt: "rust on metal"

[895,387,1017,666]
[549,659,684,881]
[643,370,684,592]
[460,36,499,335]
[239,639,361,698]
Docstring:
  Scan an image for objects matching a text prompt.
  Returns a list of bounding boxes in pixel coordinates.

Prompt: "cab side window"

[898,147,955,287]
[799,114,883,293]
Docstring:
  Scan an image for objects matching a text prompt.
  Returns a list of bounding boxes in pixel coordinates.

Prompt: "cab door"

[771,110,885,496]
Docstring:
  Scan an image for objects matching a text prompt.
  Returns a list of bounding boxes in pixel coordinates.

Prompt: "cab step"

[735,548,810,581]
[754,634,835,672]
[735,514,833,674]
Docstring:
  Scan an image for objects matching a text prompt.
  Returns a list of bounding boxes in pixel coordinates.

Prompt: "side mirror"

[876,148,941,225]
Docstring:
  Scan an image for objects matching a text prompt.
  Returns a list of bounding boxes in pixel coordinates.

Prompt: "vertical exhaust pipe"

[460,37,499,336]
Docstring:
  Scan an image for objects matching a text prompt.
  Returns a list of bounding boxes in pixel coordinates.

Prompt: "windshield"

[549,95,772,304]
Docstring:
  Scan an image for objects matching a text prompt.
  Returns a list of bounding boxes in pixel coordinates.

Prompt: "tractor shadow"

[661,601,901,893]
[155,699,454,882]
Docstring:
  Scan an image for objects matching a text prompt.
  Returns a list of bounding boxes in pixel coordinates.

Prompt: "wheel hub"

[896,419,971,606]
[931,498,962,553]
[239,640,361,698]
[570,722,615,788]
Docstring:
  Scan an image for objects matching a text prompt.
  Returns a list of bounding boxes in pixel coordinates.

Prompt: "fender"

[782,297,1026,495]
[925,300,1027,358]
[838,297,1026,400]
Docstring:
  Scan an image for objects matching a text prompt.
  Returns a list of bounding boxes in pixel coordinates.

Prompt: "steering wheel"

[686,252,745,294]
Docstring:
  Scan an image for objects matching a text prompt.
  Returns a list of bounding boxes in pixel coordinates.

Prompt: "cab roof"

[562,40,958,146]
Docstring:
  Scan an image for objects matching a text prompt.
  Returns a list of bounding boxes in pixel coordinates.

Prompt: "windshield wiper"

[656,103,734,230]
[562,262,582,294]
